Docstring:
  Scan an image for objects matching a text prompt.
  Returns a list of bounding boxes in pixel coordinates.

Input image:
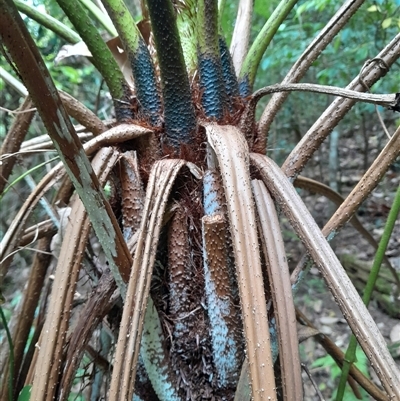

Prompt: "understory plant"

[0,0,400,400]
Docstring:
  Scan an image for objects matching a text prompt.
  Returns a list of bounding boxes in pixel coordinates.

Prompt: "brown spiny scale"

[252,122,268,154]
[204,167,239,304]
[166,199,217,400]
[238,96,257,148]
[119,151,145,239]
[131,131,161,182]
[167,203,191,325]
[202,213,244,386]
[203,169,226,215]
[135,357,160,401]
[203,214,239,314]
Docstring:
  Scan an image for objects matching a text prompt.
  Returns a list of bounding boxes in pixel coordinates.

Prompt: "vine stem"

[240,83,399,140]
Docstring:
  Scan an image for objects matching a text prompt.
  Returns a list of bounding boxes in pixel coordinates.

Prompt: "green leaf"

[367,5,379,12]
[333,35,341,51]
[382,18,392,29]
[254,0,271,20]
[355,45,368,63]
[311,348,369,379]
[59,65,82,84]
[18,385,32,401]
[311,353,333,369]
[295,2,308,17]
[0,157,59,202]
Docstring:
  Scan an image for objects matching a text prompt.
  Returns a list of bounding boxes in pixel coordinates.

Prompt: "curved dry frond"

[252,84,398,108]
[296,309,388,401]
[250,153,400,399]
[241,83,399,144]
[102,193,176,400]
[109,159,189,401]
[30,147,120,400]
[282,33,400,179]
[20,132,93,152]
[76,123,152,156]
[58,273,118,400]
[323,125,400,237]
[294,175,398,280]
[0,123,151,282]
[252,179,302,401]
[258,0,365,137]
[290,128,400,293]
[58,90,107,136]
[205,123,277,401]
[0,96,35,194]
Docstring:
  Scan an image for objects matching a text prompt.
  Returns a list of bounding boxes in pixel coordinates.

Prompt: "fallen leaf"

[390,323,400,343]
[319,316,340,325]
[54,41,92,64]
[54,38,135,88]
[106,37,134,88]
[297,324,320,342]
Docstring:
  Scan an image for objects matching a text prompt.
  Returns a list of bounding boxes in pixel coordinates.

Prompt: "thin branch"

[252,83,398,109]
[296,309,388,401]
[241,82,399,144]
[0,96,35,194]
[251,153,400,399]
[301,363,326,401]
[258,0,366,138]
[282,33,400,180]
[14,0,80,43]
